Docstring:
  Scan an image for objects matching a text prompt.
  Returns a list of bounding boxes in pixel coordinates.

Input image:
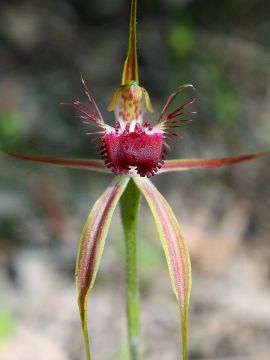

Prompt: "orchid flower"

[2,1,270,359]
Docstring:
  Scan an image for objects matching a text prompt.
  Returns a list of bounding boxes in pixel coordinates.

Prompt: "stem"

[120,179,141,360]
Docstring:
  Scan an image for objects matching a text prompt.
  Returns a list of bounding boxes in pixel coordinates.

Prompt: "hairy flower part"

[1,1,270,360]
[71,79,196,177]
[102,129,164,177]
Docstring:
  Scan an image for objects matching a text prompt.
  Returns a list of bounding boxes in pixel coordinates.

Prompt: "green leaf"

[76,176,129,360]
[134,177,191,360]
[167,24,196,58]
[0,307,13,342]
[0,109,23,143]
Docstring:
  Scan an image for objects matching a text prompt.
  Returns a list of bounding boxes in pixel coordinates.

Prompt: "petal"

[107,86,123,112]
[158,148,270,174]
[1,149,110,173]
[158,84,196,122]
[134,177,191,360]
[142,86,154,113]
[68,75,105,131]
[76,176,129,359]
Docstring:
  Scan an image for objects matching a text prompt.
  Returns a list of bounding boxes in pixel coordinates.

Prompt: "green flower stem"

[120,179,141,360]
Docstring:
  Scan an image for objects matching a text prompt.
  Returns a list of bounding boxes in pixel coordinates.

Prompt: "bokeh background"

[0,0,270,359]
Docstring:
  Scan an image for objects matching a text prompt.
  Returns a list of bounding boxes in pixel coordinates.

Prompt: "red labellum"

[101,123,165,177]
[70,78,195,178]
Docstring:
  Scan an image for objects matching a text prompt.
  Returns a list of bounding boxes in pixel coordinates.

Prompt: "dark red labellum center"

[101,130,165,177]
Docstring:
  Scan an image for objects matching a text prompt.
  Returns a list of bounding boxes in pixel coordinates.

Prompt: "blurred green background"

[0,0,270,359]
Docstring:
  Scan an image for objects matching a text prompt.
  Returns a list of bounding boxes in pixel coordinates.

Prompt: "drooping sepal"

[158,148,270,174]
[134,177,191,360]
[76,176,129,359]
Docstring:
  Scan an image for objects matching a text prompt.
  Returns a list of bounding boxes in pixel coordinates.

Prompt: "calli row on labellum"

[1,0,270,359]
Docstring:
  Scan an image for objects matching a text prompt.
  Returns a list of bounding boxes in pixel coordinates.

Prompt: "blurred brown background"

[0,0,270,359]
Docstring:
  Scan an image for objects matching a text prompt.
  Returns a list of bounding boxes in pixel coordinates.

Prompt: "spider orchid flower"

[2,0,270,359]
